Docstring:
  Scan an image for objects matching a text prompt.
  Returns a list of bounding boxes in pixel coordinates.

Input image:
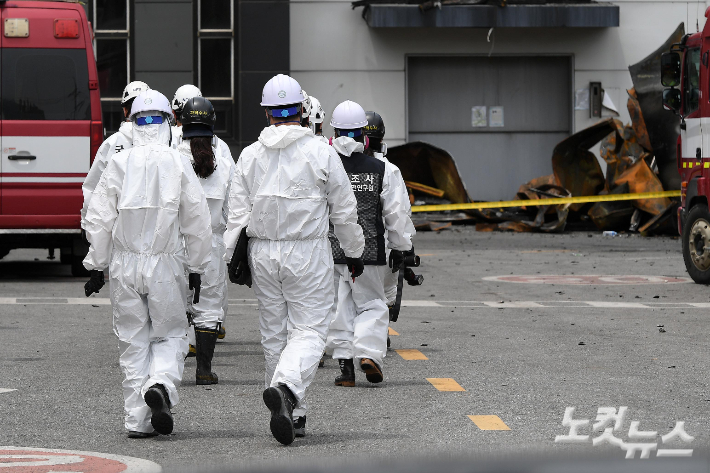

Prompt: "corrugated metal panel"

[407,56,571,201]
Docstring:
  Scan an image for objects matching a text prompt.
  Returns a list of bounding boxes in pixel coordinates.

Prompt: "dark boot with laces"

[294,415,306,437]
[334,358,355,387]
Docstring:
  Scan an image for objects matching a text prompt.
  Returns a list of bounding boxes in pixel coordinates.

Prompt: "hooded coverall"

[224,124,364,418]
[83,119,212,433]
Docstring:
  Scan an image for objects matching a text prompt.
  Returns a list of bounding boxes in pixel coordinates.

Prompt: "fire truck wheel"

[682,203,710,284]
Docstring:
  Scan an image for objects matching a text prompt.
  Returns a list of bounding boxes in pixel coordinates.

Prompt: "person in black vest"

[325,100,413,386]
[363,111,416,311]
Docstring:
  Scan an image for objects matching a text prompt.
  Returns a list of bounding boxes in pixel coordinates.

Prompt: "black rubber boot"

[144,384,173,435]
[294,416,306,438]
[334,358,355,387]
[263,384,296,445]
[195,327,219,385]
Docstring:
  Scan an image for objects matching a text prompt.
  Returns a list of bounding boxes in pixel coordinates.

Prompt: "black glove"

[228,258,252,287]
[84,269,105,297]
[389,250,405,274]
[345,256,364,279]
[228,228,252,287]
[189,273,201,304]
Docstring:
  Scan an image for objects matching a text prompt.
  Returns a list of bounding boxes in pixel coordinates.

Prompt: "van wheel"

[71,256,90,277]
[682,204,710,284]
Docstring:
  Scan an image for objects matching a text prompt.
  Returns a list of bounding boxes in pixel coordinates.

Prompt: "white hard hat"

[309,96,325,124]
[121,81,149,105]
[172,84,202,112]
[261,74,304,107]
[301,89,312,120]
[130,90,172,119]
[330,100,368,130]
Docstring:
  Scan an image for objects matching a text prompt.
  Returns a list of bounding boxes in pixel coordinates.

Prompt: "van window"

[2,49,91,120]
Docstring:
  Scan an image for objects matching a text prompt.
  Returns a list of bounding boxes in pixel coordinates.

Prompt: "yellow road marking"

[427,378,465,391]
[388,327,399,336]
[395,349,428,360]
[412,190,681,213]
[468,415,511,430]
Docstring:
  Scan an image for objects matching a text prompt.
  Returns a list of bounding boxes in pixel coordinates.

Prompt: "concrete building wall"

[291,0,709,195]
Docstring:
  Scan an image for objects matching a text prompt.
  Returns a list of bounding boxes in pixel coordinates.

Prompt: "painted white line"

[0,389,17,394]
[0,298,704,311]
[401,300,442,307]
[483,301,544,308]
[483,275,692,285]
[66,298,111,305]
[585,302,651,309]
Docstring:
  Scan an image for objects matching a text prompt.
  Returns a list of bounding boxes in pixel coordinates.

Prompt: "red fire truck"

[0,0,103,276]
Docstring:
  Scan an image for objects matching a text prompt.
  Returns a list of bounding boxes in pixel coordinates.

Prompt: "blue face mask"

[135,115,164,126]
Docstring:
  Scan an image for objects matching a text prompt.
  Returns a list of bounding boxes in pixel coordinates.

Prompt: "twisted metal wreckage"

[385,24,684,235]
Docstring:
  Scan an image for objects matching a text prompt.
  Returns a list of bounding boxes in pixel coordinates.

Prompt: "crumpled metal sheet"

[599,118,650,190]
[476,184,571,233]
[516,174,560,203]
[613,158,671,215]
[627,88,653,152]
[552,118,612,211]
[639,201,680,234]
[588,182,635,230]
[387,141,471,205]
[628,23,684,192]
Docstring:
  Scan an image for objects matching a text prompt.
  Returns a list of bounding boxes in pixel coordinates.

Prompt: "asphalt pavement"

[1,228,710,471]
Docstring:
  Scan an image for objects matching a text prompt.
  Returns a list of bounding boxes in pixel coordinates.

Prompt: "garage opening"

[407,56,572,201]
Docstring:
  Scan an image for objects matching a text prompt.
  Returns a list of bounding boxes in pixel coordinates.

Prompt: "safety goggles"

[268,106,300,118]
[135,115,164,126]
[336,129,363,138]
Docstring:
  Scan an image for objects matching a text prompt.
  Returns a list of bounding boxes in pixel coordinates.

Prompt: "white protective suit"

[81,121,133,229]
[177,139,235,330]
[83,118,212,434]
[325,137,413,371]
[224,124,364,418]
[373,149,416,305]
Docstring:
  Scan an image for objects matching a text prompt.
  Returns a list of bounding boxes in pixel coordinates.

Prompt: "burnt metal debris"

[389,27,681,235]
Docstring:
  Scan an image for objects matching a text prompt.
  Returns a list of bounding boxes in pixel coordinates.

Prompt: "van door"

[1,7,90,222]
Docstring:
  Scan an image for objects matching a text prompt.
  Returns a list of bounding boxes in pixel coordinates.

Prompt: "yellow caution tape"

[411,190,682,213]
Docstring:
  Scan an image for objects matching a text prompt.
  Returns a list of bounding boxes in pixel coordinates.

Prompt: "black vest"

[329,151,386,265]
